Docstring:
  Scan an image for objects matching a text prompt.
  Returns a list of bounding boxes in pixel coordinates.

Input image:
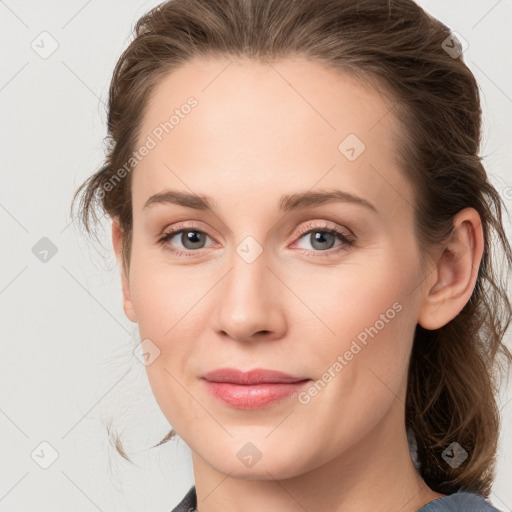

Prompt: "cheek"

[289,250,416,344]
[293,259,419,449]
[296,249,420,400]
[128,260,203,424]
[128,252,202,340]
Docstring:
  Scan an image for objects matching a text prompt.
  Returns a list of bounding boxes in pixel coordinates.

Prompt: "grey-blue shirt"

[170,486,502,512]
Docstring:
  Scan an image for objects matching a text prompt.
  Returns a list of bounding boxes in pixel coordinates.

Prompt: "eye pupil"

[183,230,205,249]
[311,231,335,250]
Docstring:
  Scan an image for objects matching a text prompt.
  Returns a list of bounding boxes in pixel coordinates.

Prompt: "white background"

[1,1,511,511]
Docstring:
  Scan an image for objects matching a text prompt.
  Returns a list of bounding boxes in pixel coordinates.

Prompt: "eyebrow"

[143,189,377,213]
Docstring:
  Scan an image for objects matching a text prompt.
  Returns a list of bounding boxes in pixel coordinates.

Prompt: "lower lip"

[202,379,311,409]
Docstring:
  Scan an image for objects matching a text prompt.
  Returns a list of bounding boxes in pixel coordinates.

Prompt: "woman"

[72,0,511,510]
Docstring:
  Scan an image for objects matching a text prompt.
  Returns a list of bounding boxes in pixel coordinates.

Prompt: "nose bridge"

[217,209,271,292]
[225,238,271,310]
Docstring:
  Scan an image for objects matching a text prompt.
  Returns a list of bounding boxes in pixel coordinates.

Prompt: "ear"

[112,219,137,323]
[417,207,484,330]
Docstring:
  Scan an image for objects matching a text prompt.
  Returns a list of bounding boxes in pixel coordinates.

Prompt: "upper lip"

[201,368,309,385]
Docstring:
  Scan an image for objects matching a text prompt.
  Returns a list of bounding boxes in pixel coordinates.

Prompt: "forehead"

[131,56,413,220]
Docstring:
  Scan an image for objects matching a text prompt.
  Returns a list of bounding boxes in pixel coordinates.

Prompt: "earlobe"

[417,208,483,330]
[112,219,137,323]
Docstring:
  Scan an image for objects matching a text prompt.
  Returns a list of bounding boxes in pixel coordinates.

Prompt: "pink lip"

[201,368,311,409]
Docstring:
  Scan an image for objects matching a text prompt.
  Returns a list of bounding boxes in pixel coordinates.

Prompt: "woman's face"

[119,57,430,479]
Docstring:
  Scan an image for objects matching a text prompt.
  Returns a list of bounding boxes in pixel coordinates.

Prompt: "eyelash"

[157,220,356,258]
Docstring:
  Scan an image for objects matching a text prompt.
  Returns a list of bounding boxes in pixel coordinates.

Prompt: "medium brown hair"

[71,0,512,497]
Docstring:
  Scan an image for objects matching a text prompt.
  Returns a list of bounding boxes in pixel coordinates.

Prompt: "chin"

[200,439,312,480]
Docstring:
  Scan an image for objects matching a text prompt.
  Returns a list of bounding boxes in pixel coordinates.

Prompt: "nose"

[211,251,287,343]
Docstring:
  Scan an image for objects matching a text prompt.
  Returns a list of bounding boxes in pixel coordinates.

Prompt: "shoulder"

[169,485,196,512]
[417,491,502,512]
[169,487,501,512]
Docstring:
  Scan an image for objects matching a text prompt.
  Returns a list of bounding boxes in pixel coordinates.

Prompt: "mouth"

[201,367,309,385]
[200,368,311,409]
